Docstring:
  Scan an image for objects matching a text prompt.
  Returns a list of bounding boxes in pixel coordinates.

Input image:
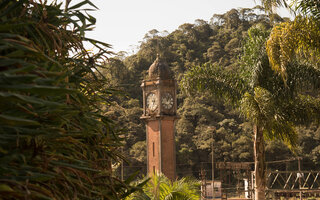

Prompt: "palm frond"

[181,63,248,106]
[0,0,139,199]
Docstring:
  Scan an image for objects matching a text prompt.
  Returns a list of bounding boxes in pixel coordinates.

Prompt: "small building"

[201,180,222,199]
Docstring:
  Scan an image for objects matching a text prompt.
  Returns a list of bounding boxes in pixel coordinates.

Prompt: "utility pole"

[212,130,215,200]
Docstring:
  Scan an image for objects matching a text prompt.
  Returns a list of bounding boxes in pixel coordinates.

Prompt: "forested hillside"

[103,7,320,179]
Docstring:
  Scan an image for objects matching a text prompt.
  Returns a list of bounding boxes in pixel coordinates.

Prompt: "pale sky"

[82,0,291,54]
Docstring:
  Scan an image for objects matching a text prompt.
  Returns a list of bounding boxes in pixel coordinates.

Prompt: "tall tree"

[0,0,140,199]
[181,25,320,200]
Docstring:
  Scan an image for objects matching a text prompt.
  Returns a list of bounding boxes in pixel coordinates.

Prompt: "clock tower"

[141,55,177,180]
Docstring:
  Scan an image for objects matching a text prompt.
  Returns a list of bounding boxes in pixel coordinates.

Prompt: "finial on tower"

[148,54,172,80]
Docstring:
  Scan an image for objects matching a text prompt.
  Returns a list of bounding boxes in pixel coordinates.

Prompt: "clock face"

[146,93,158,111]
[161,92,174,110]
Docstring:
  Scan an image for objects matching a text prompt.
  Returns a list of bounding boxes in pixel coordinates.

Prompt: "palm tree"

[256,2,320,198]
[266,6,320,82]
[257,0,320,77]
[181,25,320,200]
[128,173,200,200]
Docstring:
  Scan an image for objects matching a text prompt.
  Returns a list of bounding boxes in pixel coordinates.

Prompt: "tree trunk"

[254,125,266,200]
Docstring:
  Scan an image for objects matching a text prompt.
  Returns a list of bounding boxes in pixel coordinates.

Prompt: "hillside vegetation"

[103,7,320,179]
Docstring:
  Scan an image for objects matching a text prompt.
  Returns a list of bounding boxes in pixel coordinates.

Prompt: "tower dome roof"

[148,55,172,80]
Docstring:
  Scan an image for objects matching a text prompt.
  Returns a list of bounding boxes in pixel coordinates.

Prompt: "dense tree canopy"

[103,7,320,183]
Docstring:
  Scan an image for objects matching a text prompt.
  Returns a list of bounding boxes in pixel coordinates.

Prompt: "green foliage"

[181,14,319,199]
[104,99,146,177]
[127,173,200,200]
[181,63,247,106]
[175,95,253,176]
[258,0,288,14]
[0,0,139,199]
[262,0,320,87]
[241,88,298,149]
[102,6,320,182]
[260,0,320,19]
[182,19,320,155]
[296,0,320,19]
[266,16,320,79]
